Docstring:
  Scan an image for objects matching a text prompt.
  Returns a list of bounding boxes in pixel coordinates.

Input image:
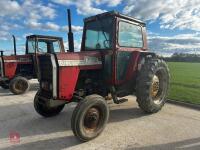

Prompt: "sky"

[0,0,200,56]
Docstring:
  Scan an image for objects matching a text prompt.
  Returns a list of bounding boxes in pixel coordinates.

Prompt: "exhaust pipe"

[67,9,74,52]
[0,51,3,57]
[12,35,17,55]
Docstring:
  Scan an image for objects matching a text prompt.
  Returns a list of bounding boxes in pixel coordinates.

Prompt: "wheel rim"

[84,107,100,132]
[15,79,28,92]
[151,75,159,98]
[150,71,166,104]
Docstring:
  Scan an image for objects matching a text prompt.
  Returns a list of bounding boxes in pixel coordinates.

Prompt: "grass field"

[167,62,200,105]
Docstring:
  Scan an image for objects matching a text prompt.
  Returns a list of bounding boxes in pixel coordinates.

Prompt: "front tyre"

[34,91,65,117]
[9,76,30,95]
[136,58,170,113]
[71,94,109,142]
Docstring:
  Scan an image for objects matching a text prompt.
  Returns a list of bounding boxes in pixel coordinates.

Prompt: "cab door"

[26,38,37,77]
[115,20,145,85]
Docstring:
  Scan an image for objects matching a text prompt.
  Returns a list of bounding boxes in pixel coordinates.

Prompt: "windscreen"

[27,38,62,53]
[85,16,114,50]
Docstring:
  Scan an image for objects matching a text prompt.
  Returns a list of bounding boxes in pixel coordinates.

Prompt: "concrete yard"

[0,80,200,150]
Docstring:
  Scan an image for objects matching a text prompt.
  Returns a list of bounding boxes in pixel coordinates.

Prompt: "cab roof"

[26,35,63,40]
[84,11,146,26]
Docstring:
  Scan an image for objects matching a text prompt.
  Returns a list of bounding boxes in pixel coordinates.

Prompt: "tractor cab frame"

[0,35,65,94]
[81,11,148,86]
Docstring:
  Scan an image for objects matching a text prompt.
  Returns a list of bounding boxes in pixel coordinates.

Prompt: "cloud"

[25,19,83,32]
[148,32,200,56]
[64,40,81,51]
[0,31,11,41]
[52,0,104,16]
[26,20,43,29]
[0,0,56,21]
[0,0,58,40]
[61,25,83,32]
[123,0,200,31]
[45,22,60,31]
[0,0,21,17]
[51,0,122,16]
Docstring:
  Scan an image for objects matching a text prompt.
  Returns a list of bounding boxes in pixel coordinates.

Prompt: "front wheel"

[9,76,30,95]
[71,94,109,141]
[136,58,170,113]
[34,91,65,117]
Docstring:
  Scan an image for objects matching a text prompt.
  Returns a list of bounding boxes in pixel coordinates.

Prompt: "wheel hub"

[84,107,100,131]
[15,80,27,91]
[151,75,160,98]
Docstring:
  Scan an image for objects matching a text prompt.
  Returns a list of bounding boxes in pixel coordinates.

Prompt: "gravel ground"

[0,80,200,150]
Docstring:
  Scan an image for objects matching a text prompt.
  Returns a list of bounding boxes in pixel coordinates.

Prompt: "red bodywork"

[55,50,142,101]
[56,51,102,100]
[2,55,33,79]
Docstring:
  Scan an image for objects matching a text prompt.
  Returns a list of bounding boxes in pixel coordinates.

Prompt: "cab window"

[118,21,143,48]
[28,39,36,53]
[52,41,61,53]
[38,41,48,53]
[85,17,113,50]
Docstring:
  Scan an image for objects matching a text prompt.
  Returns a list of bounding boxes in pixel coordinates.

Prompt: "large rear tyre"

[71,94,109,142]
[9,76,30,95]
[136,58,170,113]
[34,91,65,117]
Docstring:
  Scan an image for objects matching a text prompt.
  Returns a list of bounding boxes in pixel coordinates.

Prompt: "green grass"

[167,62,200,105]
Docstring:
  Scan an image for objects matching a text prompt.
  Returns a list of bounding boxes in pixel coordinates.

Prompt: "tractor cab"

[26,35,65,54]
[0,35,65,94]
[81,11,147,85]
[82,11,147,51]
[25,35,65,79]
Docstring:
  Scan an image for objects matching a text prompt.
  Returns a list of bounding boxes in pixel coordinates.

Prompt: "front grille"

[38,55,53,96]
[38,55,53,82]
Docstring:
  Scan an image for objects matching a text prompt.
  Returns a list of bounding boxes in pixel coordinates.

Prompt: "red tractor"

[34,10,170,141]
[0,35,65,94]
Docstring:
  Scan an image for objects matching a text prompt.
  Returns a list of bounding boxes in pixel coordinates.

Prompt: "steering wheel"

[103,40,111,48]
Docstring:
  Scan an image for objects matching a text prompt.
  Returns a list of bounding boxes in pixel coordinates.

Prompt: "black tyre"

[71,94,109,141]
[9,76,30,95]
[136,58,170,113]
[34,91,65,117]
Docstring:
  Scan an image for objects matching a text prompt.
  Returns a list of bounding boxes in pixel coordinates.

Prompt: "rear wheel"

[9,76,30,95]
[34,91,65,117]
[136,58,170,113]
[71,94,109,141]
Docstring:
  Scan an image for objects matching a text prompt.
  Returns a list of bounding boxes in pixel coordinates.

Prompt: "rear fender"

[137,51,157,71]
